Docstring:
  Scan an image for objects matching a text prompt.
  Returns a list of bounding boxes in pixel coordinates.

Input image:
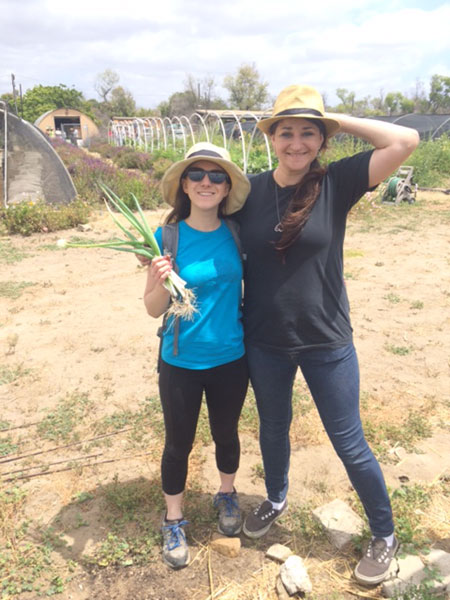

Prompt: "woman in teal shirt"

[144,143,250,570]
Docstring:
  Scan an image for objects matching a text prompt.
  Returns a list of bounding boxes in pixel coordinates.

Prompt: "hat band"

[187,150,224,159]
[274,108,323,118]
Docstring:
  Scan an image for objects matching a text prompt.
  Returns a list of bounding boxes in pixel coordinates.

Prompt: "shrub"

[51,138,162,209]
[406,134,450,187]
[0,199,91,236]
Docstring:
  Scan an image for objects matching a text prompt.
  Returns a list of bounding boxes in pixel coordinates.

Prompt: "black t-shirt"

[235,150,374,356]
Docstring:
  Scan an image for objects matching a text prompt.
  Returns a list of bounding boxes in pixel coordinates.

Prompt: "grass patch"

[82,476,162,567]
[0,487,71,597]
[363,408,432,461]
[391,483,432,551]
[37,392,93,443]
[344,248,364,258]
[384,292,402,304]
[282,501,327,549]
[410,300,424,310]
[385,343,412,356]
[0,240,29,264]
[0,363,31,385]
[0,280,36,299]
[93,399,164,452]
[0,436,19,457]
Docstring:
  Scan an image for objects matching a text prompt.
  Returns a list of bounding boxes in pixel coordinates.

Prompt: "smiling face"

[270,118,324,180]
[181,160,230,215]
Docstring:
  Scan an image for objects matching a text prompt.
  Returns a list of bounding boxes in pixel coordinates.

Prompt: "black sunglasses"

[183,168,230,185]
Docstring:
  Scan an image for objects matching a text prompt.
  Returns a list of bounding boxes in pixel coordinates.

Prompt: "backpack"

[156,218,245,370]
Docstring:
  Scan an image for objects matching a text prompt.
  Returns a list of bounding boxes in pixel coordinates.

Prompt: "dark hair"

[269,118,329,259]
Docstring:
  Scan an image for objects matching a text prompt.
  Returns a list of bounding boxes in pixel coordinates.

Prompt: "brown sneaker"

[354,536,399,585]
[243,499,287,539]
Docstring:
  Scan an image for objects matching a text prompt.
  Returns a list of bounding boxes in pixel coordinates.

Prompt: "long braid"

[275,158,327,257]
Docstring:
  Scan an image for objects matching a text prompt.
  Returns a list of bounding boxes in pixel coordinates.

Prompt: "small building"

[34,107,99,146]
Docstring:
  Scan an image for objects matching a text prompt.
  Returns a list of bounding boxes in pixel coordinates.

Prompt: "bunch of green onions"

[57,185,196,319]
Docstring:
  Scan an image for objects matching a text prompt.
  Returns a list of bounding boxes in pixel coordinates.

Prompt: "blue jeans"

[246,342,394,538]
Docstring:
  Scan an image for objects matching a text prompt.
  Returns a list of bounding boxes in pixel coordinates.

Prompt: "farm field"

[1,191,449,600]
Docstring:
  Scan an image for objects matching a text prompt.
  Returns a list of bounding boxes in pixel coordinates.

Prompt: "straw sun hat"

[257,84,341,137]
[161,142,251,215]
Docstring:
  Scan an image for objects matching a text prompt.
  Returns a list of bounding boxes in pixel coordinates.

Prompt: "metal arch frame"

[163,116,176,148]
[238,112,273,173]
[0,102,8,208]
[222,112,247,170]
[189,112,209,144]
[139,117,153,153]
[108,111,275,172]
[179,115,196,148]
[155,117,168,150]
[170,115,188,153]
[251,118,273,172]
[114,121,125,147]
[204,111,227,149]
[431,116,450,140]
[134,118,147,150]
[147,117,160,153]
[392,113,433,140]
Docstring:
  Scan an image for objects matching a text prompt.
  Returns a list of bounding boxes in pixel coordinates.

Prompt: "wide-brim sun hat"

[257,84,341,137]
[161,142,251,215]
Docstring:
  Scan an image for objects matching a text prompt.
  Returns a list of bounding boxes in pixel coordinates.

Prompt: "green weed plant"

[0,240,28,263]
[0,280,36,299]
[37,392,92,443]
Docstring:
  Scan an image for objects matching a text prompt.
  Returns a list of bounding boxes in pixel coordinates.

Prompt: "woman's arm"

[143,256,172,318]
[327,113,420,187]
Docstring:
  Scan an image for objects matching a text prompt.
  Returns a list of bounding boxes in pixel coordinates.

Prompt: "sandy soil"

[1,192,449,600]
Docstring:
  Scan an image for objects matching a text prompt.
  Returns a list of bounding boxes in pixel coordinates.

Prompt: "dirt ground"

[1,191,449,600]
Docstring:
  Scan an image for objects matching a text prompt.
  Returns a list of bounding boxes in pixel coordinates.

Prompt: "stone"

[275,575,291,600]
[425,549,450,593]
[280,555,312,595]
[77,223,92,232]
[210,534,241,558]
[382,554,424,597]
[312,498,364,550]
[266,543,293,563]
[383,550,450,597]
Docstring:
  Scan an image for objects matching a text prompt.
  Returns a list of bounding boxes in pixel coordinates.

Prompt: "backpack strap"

[223,218,246,265]
[162,222,179,264]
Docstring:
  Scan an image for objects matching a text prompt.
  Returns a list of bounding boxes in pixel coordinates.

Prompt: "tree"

[184,74,226,111]
[429,74,450,114]
[0,92,15,112]
[109,86,136,117]
[223,63,269,110]
[21,84,86,123]
[384,92,404,116]
[94,69,120,103]
[411,79,429,113]
[335,88,356,114]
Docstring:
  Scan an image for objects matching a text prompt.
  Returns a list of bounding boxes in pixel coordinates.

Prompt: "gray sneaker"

[243,499,287,539]
[354,536,399,585]
[161,518,190,569]
[213,489,242,536]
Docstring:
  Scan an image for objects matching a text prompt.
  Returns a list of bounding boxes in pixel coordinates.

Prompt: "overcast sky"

[1,0,449,110]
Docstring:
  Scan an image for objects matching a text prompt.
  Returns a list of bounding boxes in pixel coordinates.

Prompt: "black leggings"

[159,356,249,495]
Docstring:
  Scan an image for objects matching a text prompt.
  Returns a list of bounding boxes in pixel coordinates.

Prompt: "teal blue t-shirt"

[154,220,244,369]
